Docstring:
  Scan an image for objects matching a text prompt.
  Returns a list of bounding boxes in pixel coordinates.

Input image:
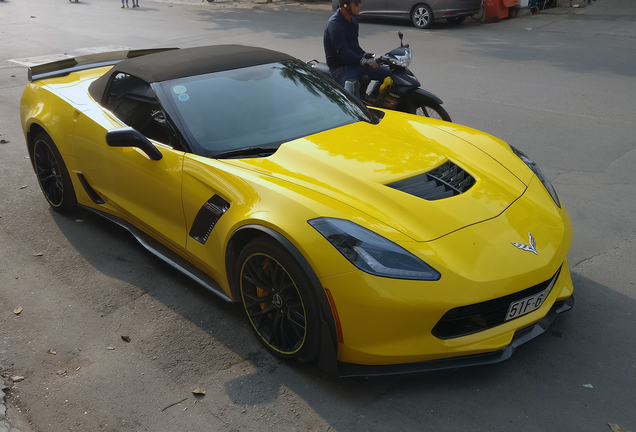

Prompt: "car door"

[361,0,388,15]
[74,72,187,249]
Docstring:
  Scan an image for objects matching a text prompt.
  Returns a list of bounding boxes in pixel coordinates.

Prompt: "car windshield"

[157,59,376,158]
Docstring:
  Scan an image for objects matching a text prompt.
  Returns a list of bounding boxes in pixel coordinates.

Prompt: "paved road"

[0,1,634,431]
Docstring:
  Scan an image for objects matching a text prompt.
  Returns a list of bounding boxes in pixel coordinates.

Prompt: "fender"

[409,88,444,106]
[231,224,339,376]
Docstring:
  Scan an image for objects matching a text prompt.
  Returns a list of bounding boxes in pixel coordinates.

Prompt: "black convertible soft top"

[88,45,294,104]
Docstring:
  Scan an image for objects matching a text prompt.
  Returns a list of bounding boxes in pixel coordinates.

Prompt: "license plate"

[505,277,557,321]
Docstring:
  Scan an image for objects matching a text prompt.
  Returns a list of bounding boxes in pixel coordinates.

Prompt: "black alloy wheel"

[33,132,77,212]
[237,237,321,363]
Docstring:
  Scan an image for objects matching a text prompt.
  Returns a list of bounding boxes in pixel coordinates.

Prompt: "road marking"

[9,54,74,68]
[9,46,132,67]
[75,45,132,54]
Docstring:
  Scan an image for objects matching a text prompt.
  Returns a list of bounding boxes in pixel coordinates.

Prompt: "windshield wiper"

[212,145,280,159]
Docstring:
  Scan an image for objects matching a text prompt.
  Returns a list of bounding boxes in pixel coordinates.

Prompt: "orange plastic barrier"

[485,0,516,22]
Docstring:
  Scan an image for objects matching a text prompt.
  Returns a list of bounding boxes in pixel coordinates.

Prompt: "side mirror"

[398,31,404,46]
[105,127,163,161]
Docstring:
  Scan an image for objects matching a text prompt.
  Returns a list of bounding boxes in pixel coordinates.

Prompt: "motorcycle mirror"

[398,31,404,46]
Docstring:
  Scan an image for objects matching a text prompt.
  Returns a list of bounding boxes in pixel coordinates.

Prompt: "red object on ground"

[485,0,510,22]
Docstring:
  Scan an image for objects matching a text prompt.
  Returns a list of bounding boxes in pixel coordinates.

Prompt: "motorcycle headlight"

[308,218,440,281]
[510,145,561,208]
[389,48,412,68]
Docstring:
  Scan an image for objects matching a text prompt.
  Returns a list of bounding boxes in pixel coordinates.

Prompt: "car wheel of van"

[412,4,434,29]
[32,131,78,212]
[237,237,321,363]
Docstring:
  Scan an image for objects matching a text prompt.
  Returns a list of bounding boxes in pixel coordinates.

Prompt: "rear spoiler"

[28,48,179,82]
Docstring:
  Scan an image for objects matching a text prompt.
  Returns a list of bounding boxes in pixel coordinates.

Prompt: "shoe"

[121,5,125,7]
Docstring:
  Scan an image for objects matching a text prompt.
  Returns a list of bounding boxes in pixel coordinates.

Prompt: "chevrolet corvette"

[20,45,574,377]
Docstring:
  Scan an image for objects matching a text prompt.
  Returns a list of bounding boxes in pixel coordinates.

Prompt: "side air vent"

[76,173,105,204]
[189,195,230,245]
[387,161,475,201]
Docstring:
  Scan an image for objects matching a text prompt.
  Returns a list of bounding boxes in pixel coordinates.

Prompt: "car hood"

[224,114,529,242]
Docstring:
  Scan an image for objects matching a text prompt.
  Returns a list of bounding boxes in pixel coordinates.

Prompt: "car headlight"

[510,145,561,208]
[389,48,412,68]
[308,218,440,281]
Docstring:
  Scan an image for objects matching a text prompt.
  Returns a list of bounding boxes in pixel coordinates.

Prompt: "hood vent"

[387,161,475,201]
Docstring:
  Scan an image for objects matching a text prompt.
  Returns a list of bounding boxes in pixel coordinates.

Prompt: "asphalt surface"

[0,0,635,431]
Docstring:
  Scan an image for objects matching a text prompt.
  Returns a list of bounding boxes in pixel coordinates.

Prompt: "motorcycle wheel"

[410,101,452,122]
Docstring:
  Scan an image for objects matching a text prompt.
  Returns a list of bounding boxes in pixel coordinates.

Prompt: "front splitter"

[338,295,574,378]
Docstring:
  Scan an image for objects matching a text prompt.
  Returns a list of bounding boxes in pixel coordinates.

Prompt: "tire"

[236,237,321,363]
[32,131,78,212]
[410,99,452,122]
[446,16,465,24]
[411,4,434,29]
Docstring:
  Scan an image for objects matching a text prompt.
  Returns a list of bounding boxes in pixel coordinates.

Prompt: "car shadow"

[48,206,636,430]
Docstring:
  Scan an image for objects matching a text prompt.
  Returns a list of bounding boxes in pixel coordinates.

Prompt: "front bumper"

[337,295,574,378]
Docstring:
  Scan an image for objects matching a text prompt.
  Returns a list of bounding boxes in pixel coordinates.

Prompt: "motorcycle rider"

[323,0,390,96]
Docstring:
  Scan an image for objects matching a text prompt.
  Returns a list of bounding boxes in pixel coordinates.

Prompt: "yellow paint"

[20,65,574,367]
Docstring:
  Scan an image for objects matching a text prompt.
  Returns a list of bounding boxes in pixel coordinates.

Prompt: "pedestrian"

[121,0,129,8]
[132,0,139,7]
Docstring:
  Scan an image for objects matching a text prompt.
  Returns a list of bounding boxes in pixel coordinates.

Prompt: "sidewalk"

[499,0,636,37]
[149,0,332,11]
[157,0,636,38]
[572,0,636,16]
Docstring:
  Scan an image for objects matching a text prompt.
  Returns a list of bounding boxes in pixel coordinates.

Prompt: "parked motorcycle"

[308,31,451,122]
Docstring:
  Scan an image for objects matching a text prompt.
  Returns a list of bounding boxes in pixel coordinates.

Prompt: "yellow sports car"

[20,45,574,377]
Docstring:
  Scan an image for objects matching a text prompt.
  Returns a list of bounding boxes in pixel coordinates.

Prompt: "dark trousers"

[331,64,391,94]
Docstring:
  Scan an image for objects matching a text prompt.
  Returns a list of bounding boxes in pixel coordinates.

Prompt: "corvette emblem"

[512,232,538,255]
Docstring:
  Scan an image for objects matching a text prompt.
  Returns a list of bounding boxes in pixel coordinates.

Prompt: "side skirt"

[80,204,233,304]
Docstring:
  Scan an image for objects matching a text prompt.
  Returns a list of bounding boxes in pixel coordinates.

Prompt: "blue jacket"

[324,10,365,71]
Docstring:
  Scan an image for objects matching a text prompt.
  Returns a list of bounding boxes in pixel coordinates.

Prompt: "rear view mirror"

[105,127,163,161]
